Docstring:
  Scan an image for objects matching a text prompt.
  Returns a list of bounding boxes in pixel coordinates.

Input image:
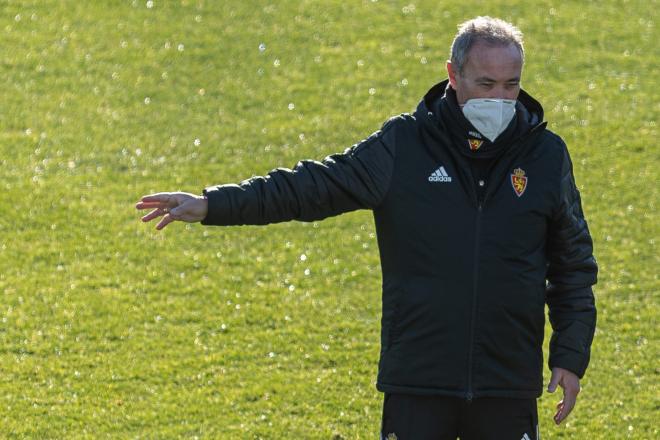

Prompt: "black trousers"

[381,393,539,440]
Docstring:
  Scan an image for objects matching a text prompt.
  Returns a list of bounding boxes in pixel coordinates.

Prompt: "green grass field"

[0,0,657,438]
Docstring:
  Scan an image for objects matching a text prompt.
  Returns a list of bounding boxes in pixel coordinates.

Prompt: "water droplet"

[401,78,408,86]
[25,128,32,135]
[14,14,21,22]
[273,59,280,67]
[194,138,201,146]
[288,103,295,110]
[288,285,295,292]
[194,15,202,23]
[144,97,151,105]
[300,253,307,261]
[420,56,428,64]
[304,268,310,276]
[177,43,184,52]
[357,59,364,67]
[146,0,154,8]
[268,352,275,358]
[368,88,376,95]
[258,43,266,52]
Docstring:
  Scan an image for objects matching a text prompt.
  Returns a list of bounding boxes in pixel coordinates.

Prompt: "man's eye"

[479,83,494,88]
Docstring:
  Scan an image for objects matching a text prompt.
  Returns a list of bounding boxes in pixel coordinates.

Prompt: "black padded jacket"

[201,80,598,399]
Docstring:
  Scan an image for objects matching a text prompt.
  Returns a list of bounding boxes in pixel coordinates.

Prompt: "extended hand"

[135,192,208,230]
[547,367,581,425]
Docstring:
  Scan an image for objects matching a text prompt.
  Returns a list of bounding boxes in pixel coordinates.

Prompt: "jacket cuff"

[549,351,589,378]
[200,186,233,225]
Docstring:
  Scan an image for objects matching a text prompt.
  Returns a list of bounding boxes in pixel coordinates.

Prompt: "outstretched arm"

[136,116,402,229]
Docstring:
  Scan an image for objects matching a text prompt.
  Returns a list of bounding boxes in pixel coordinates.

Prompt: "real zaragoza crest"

[468,138,483,151]
[511,167,528,197]
[385,433,398,440]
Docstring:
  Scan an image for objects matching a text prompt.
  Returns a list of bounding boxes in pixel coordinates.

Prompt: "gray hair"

[450,16,524,74]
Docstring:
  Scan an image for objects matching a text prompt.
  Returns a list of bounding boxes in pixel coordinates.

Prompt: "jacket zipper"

[466,200,482,402]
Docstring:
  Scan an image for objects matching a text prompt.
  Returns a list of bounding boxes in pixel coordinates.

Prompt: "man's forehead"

[463,42,523,77]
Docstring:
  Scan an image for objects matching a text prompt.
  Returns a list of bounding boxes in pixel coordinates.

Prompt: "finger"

[547,371,560,393]
[141,208,165,222]
[139,193,174,203]
[556,389,578,424]
[156,213,176,230]
[554,401,563,425]
[136,201,167,210]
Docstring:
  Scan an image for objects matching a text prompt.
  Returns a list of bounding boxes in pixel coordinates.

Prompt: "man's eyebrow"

[475,76,521,83]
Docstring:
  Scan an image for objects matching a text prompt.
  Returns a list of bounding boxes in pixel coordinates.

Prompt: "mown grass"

[0,0,657,438]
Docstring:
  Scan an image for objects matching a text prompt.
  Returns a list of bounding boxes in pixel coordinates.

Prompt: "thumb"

[547,369,561,393]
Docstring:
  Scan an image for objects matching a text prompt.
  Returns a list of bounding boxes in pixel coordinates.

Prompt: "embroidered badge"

[511,168,528,197]
[468,138,484,151]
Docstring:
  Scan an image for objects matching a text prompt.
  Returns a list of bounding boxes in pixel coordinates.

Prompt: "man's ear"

[447,61,457,88]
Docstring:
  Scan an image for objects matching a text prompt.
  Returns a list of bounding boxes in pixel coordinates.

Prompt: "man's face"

[447,42,523,105]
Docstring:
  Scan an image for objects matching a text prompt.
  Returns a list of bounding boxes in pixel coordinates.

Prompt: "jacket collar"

[415,79,546,157]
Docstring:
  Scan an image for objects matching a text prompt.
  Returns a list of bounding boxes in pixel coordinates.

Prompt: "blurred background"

[0,0,657,438]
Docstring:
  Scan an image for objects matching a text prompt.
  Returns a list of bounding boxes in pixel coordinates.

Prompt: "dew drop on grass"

[177,43,184,52]
[300,253,307,261]
[146,0,153,8]
[194,138,201,146]
[144,97,151,104]
[369,88,376,95]
[288,103,295,110]
[258,43,266,52]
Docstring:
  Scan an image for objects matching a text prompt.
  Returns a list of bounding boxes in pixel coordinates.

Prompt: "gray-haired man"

[137,16,597,440]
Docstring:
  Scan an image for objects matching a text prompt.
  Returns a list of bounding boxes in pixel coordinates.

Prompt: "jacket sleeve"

[545,143,598,378]
[200,117,399,226]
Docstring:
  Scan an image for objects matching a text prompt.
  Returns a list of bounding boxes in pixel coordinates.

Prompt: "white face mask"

[461,98,517,142]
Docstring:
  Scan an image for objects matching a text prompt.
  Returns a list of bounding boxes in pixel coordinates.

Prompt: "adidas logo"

[521,433,532,440]
[428,166,452,183]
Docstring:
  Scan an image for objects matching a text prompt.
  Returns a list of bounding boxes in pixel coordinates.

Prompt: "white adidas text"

[428,166,452,183]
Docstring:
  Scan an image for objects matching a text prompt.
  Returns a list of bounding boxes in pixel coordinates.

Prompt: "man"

[136,17,597,440]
